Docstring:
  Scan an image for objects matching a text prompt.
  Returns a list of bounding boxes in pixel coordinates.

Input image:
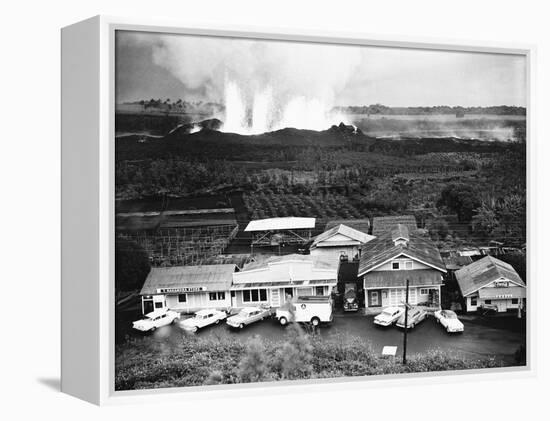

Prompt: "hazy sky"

[116,30,526,107]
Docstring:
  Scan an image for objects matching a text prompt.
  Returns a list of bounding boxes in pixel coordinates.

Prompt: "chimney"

[392,224,409,247]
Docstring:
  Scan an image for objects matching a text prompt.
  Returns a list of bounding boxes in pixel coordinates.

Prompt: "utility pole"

[402,278,410,365]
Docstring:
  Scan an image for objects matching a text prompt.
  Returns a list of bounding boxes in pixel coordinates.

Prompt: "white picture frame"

[61,15,535,405]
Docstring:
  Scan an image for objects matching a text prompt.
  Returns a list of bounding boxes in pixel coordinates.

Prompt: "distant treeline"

[333,104,526,116]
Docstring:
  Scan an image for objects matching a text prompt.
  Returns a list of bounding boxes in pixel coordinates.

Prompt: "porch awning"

[478,287,526,300]
[363,269,443,289]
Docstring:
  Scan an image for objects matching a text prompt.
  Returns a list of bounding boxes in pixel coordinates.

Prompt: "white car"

[179,309,227,332]
[374,306,404,326]
[226,307,272,329]
[434,309,464,333]
[132,309,180,332]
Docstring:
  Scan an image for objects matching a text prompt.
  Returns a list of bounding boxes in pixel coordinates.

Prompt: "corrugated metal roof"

[140,264,236,295]
[231,279,335,289]
[310,224,375,249]
[391,224,410,242]
[372,215,417,236]
[364,269,443,288]
[325,219,371,234]
[242,253,336,271]
[358,229,446,275]
[245,217,316,232]
[455,256,525,297]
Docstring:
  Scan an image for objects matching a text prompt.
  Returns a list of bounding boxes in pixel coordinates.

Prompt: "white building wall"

[163,291,231,313]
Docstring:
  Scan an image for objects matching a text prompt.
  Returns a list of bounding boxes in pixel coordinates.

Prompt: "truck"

[343,282,359,312]
[276,296,333,327]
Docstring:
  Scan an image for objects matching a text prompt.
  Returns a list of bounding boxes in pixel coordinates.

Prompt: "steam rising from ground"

[148,34,361,133]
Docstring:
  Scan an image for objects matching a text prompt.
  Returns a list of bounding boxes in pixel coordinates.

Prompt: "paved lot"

[117,310,525,364]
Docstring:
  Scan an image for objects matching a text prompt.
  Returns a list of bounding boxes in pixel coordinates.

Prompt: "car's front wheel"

[150,327,156,332]
[239,323,245,329]
[279,317,288,326]
[191,326,198,333]
[311,317,320,327]
[215,319,220,324]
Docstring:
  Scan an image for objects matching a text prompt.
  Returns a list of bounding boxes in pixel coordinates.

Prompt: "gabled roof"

[455,256,525,297]
[310,224,375,249]
[140,264,236,295]
[325,219,371,234]
[364,269,443,288]
[372,215,417,236]
[244,217,315,232]
[358,228,446,276]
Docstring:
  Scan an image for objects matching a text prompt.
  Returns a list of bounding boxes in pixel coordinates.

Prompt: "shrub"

[115,330,508,391]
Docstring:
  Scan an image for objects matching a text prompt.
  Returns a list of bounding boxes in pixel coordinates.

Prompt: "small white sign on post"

[382,346,398,357]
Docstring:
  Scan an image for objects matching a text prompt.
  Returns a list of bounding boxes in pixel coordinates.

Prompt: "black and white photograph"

[114,30,527,391]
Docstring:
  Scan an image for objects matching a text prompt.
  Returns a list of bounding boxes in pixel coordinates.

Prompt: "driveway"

[116,310,525,364]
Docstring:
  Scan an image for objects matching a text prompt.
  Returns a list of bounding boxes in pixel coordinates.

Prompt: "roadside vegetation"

[115,324,506,390]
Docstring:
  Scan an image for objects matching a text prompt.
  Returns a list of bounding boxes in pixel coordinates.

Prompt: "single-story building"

[371,215,418,236]
[455,256,526,312]
[309,224,375,263]
[358,224,446,313]
[231,254,337,308]
[139,264,237,314]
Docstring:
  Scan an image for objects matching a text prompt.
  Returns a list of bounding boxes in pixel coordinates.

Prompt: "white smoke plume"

[145,33,362,133]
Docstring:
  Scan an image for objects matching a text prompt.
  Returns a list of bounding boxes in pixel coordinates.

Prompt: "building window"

[154,302,163,309]
[485,300,492,305]
[208,292,225,301]
[512,298,519,304]
[419,288,430,295]
[315,286,325,296]
[371,291,379,306]
[471,297,477,306]
[243,289,268,302]
[404,261,413,270]
[178,294,187,303]
[392,261,400,270]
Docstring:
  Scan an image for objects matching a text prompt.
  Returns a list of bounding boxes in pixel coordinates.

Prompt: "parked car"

[374,306,404,326]
[132,309,180,332]
[276,296,333,327]
[179,309,227,332]
[226,306,272,329]
[343,283,359,312]
[434,309,464,333]
[396,306,427,329]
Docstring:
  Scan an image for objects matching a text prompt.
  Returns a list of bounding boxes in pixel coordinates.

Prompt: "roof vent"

[391,224,410,247]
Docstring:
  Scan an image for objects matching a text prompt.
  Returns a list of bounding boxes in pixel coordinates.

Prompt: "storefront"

[231,254,338,308]
[139,264,236,314]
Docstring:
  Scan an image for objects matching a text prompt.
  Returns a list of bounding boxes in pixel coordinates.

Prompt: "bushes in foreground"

[115,325,504,391]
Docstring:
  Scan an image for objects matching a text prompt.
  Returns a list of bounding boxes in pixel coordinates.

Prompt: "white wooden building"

[309,224,375,264]
[231,254,337,308]
[358,224,446,313]
[139,264,237,314]
[455,256,526,312]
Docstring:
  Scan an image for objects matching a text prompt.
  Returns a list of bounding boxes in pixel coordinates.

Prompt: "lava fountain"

[221,80,350,134]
